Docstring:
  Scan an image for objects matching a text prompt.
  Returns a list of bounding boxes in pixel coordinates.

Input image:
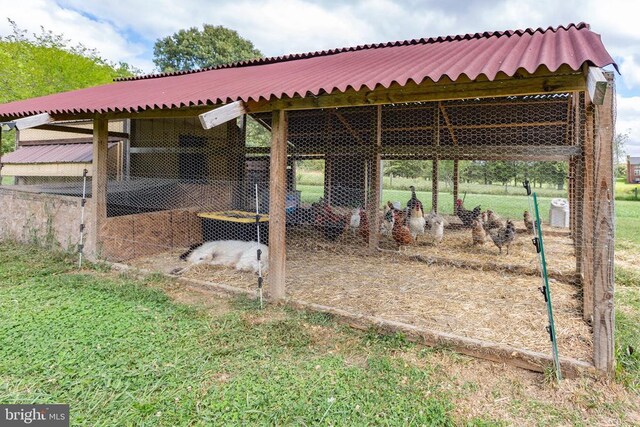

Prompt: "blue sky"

[1,0,638,155]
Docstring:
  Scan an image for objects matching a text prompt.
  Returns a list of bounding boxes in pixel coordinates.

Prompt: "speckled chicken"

[489,220,516,255]
[455,199,482,228]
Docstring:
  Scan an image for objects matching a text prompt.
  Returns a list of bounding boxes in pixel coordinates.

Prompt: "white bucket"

[549,198,570,228]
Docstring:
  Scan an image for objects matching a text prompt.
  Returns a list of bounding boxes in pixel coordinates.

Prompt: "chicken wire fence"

[0,91,614,360]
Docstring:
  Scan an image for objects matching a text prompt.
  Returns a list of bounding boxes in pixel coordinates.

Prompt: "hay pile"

[126,224,589,361]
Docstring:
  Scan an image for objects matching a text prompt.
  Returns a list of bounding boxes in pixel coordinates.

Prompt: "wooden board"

[198,101,247,129]
[13,113,54,130]
[587,67,607,105]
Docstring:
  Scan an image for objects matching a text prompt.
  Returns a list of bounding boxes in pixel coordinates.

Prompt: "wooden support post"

[91,116,109,256]
[452,159,459,214]
[582,98,595,323]
[368,106,382,250]
[568,158,575,240]
[591,74,616,374]
[432,105,440,212]
[573,92,585,281]
[268,110,287,301]
[432,158,439,212]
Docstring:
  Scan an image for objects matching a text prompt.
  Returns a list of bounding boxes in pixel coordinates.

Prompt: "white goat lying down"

[173,240,269,275]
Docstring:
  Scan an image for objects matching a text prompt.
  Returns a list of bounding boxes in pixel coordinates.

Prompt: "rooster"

[471,218,486,245]
[406,186,423,217]
[489,220,516,254]
[523,210,535,234]
[392,210,413,248]
[408,203,426,242]
[315,205,348,241]
[455,199,481,228]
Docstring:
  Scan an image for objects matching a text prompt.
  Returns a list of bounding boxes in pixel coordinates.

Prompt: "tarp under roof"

[0,23,616,119]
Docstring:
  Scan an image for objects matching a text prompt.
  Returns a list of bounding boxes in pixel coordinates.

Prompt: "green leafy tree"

[614,130,630,179]
[0,20,137,155]
[383,160,428,179]
[0,20,136,104]
[153,25,262,72]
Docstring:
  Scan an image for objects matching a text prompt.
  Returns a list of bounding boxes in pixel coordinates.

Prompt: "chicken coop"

[0,23,617,376]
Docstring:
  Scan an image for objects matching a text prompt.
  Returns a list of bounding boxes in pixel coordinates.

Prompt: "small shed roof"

[1,142,116,164]
[0,22,616,119]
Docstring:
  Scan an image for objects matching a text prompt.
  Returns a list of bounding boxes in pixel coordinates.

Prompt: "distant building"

[628,156,640,183]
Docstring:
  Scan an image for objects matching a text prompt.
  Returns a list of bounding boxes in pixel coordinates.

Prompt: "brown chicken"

[471,218,486,245]
[524,210,535,234]
[483,209,504,231]
[392,210,414,248]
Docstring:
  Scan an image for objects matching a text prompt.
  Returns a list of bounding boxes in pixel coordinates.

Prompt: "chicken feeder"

[549,198,570,228]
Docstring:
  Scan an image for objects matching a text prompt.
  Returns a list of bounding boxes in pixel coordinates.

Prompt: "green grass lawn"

[1,176,13,185]
[615,178,640,201]
[1,243,638,425]
[297,184,640,247]
[0,244,466,426]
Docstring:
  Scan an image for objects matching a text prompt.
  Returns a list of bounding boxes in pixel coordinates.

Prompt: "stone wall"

[0,189,94,255]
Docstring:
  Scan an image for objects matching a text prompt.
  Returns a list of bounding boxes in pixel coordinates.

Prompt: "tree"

[0,20,136,155]
[153,25,262,72]
[0,20,136,104]
[614,130,629,165]
[614,130,630,179]
[383,160,428,179]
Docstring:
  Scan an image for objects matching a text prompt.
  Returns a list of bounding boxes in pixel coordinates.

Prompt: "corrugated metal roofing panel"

[0,23,616,119]
[1,143,114,164]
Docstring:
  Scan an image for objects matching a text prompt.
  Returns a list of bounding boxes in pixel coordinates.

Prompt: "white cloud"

[0,0,151,71]
[617,95,640,156]
[0,0,639,137]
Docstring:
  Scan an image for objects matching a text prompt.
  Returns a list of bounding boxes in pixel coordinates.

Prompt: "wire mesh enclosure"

[68,91,612,365]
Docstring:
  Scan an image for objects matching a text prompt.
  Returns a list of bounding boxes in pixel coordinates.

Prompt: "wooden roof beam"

[247,69,587,113]
[34,124,129,139]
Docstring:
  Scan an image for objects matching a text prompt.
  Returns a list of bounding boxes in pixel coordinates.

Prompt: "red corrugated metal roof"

[1,143,115,164]
[0,23,616,119]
